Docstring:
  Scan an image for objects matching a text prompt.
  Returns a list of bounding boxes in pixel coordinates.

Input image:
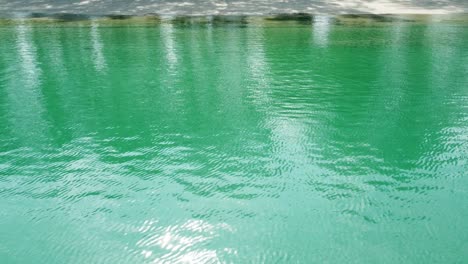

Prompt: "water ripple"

[0,16,467,263]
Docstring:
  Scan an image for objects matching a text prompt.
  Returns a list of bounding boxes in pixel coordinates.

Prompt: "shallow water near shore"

[0,15,468,263]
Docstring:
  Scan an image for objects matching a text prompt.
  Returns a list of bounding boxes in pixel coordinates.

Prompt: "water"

[0,15,467,263]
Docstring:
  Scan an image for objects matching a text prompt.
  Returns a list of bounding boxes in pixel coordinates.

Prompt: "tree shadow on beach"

[0,0,466,16]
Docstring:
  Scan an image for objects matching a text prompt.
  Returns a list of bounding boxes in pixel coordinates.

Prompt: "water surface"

[0,15,467,263]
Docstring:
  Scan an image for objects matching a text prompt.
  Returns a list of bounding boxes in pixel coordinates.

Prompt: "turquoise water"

[0,15,467,263]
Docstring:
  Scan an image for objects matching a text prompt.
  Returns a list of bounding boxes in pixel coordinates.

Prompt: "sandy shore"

[1,0,467,16]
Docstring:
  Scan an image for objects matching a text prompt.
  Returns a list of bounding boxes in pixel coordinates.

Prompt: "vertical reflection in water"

[216,24,244,115]
[16,20,41,91]
[186,19,207,106]
[161,20,178,74]
[188,20,202,70]
[383,21,407,111]
[424,16,468,172]
[246,23,270,108]
[371,20,409,152]
[6,19,46,144]
[312,15,331,47]
[46,28,65,75]
[0,27,15,151]
[129,26,153,119]
[67,21,93,137]
[258,26,312,185]
[367,20,410,169]
[160,19,182,115]
[91,20,107,72]
[206,16,213,45]
[425,15,467,99]
[38,25,72,145]
[426,16,445,95]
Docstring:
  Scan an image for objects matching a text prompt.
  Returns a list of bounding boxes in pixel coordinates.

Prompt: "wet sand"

[1,0,467,16]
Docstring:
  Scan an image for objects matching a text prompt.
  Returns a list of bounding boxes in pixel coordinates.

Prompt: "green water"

[0,16,467,263]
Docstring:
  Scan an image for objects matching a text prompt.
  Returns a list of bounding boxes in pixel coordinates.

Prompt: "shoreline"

[2,13,467,27]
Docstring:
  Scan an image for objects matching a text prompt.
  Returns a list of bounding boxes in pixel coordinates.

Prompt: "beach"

[1,0,467,16]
